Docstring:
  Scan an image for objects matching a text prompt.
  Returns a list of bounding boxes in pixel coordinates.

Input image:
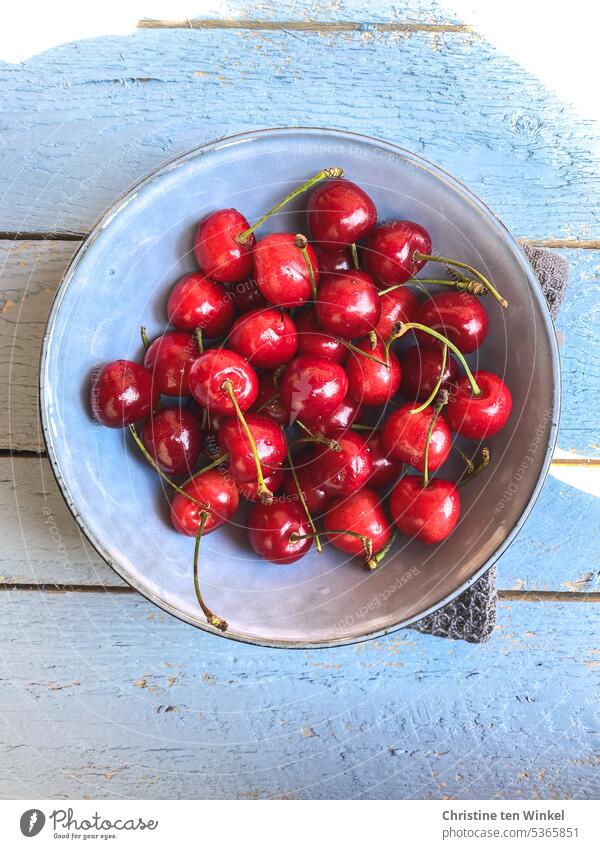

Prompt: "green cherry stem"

[351,242,360,269]
[255,390,280,414]
[140,326,150,350]
[386,322,481,396]
[290,529,377,570]
[195,327,204,354]
[221,379,273,504]
[193,512,228,631]
[286,446,322,554]
[377,278,486,297]
[453,444,475,477]
[296,420,341,452]
[458,447,491,488]
[336,337,388,367]
[350,423,381,433]
[294,234,318,301]
[370,529,398,570]
[422,391,449,489]
[237,167,344,245]
[413,251,508,307]
[410,344,448,416]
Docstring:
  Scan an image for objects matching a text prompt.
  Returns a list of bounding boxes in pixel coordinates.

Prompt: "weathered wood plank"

[0,29,598,238]
[0,590,598,799]
[1,241,596,453]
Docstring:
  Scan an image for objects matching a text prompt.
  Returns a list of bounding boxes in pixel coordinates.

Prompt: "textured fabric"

[411,244,568,643]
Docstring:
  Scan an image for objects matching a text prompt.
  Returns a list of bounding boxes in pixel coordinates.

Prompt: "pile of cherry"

[89,167,512,631]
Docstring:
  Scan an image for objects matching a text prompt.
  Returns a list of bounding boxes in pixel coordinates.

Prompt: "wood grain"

[1,28,599,238]
[1,590,598,799]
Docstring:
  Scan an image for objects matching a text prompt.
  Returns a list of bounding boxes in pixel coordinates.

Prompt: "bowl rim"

[39,126,561,649]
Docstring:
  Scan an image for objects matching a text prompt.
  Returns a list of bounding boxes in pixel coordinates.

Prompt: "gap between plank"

[137,19,472,33]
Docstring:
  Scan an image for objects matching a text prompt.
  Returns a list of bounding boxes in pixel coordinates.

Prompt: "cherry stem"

[458,447,491,488]
[140,326,150,350]
[193,512,228,631]
[201,408,209,430]
[221,379,273,504]
[336,337,388,367]
[371,529,398,570]
[255,390,280,414]
[413,251,508,308]
[237,167,344,244]
[453,444,475,476]
[195,327,204,354]
[410,344,448,415]
[290,529,377,570]
[422,391,449,489]
[387,322,481,396]
[377,278,486,297]
[351,242,360,269]
[351,423,381,433]
[296,420,341,452]
[286,446,322,554]
[368,330,378,350]
[294,234,318,301]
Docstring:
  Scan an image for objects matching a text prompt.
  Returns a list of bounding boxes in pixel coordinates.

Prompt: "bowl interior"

[41,128,559,647]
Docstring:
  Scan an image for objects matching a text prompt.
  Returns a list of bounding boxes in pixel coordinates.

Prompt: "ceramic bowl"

[40,128,560,647]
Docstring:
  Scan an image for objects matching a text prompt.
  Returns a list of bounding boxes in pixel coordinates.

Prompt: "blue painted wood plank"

[0,591,599,799]
[0,29,598,238]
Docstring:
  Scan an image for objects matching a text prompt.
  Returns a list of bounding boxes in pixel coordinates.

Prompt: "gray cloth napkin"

[411,244,568,643]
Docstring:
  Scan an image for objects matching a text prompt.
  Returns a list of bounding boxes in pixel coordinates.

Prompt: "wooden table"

[1,3,599,799]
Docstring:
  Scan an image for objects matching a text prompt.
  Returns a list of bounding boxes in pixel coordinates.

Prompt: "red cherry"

[90,360,159,428]
[252,371,290,425]
[189,349,258,417]
[167,273,235,338]
[228,307,298,369]
[325,489,391,556]
[366,431,403,489]
[316,247,354,275]
[314,431,373,496]
[170,468,239,537]
[316,270,381,339]
[141,406,202,477]
[280,355,348,425]
[416,292,488,354]
[193,208,255,283]
[390,476,460,545]
[310,395,361,437]
[230,277,267,313]
[375,286,420,340]
[254,233,319,308]
[446,370,512,439]
[345,338,401,406]
[381,402,451,472]
[364,220,432,286]
[282,451,334,516]
[400,344,459,401]
[247,500,313,564]
[143,330,197,396]
[307,179,377,250]
[217,413,286,483]
[237,468,285,502]
[295,309,347,363]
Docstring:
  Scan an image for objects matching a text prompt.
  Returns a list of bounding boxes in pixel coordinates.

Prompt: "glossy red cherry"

[252,371,289,425]
[364,220,432,286]
[295,309,347,363]
[167,273,235,338]
[193,208,255,283]
[247,500,313,564]
[316,247,354,275]
[254,233,319,308]
[228,307,298,369]
[217,413,286,483]
[143,330,197,396]
[310,395,360,437]
[141,406,202,476]
[282,451,334,516]
[375,286,420,340]
[280,355,348,425]
[345,338,401,406]
[316,270,381,339]
[307,179,377,250]
[446,370,512,439]
[400,343,459,401]
[189,349,258,417]
[416,292,488,354]
[390,476,460,545]
[325,489,391,556]
[170,468,239,537]
[90,360,159,428]
[381,402,451,472]
[366,431,403,489]
[237,468,285,502]
[230,277,267,313]
[314,431,373,497]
